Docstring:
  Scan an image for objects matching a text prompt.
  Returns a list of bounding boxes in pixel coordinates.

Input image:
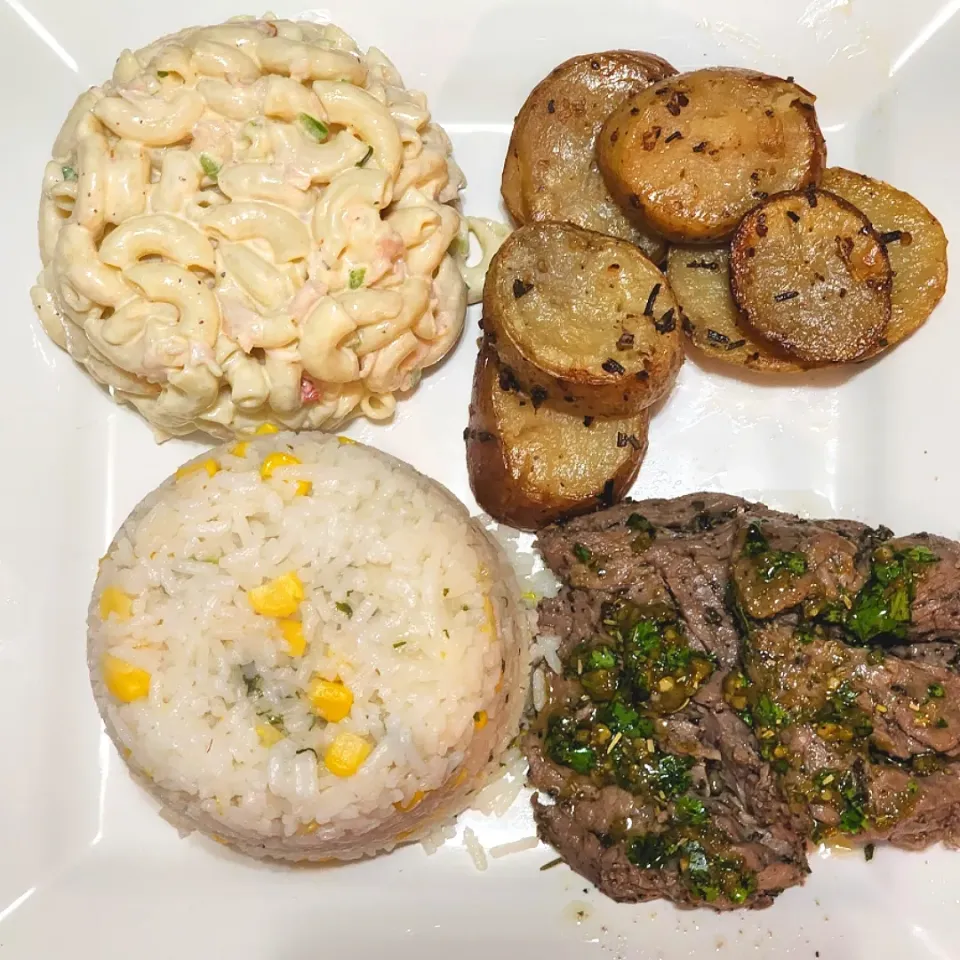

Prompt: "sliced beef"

[526,494,960,912]
[895,535,960,640]
[536,493,760,589]
[889,641,960,671]
[730,514,868,620]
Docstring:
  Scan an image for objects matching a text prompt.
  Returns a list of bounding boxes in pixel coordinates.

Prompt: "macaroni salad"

[31,17,481,438]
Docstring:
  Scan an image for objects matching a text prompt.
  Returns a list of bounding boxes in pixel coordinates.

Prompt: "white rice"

[89,435,530,861]
[463,826,489,871]
[489,836,540,859]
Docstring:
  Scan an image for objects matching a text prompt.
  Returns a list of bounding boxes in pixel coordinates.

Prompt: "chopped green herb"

[928,683,946,699]
[752,694,790,730]
[545,715,597,775]
[742,522,808,582]
[598,698,654,740]
[539,857,564,871]
[443,587,450,597]
[243,673,263,697]
[844,545,938,644]
[626,513,654,535]
[864,843,875,862]
[626,833,671,869]
[299,112,329,141]
[839,806,867,834]
[674,795,709,826]
[573,543,592,565]
[442,629,450,638]
[348,267,366,289]
[261,713,285,730]
[392,641,406,649]
[335,601,353,618]
[157,70,170,78]
[199,154,220,180]
[357,145,374,166]
[586,647,617,671]
[295,747,318,758]
[61,165,77,181]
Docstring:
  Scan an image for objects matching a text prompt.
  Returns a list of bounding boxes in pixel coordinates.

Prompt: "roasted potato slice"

[483,222,683,418]
[667,244,807,373]
[502,51,676,262]
[598,68,826,242]
[730,189,892,363]
[821,167,948,352]
[466,341,649,531]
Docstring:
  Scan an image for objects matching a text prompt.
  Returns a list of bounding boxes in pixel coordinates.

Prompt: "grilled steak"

[525,493,960,911]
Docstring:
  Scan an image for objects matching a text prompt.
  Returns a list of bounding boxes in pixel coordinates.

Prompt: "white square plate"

[1,1,959,956]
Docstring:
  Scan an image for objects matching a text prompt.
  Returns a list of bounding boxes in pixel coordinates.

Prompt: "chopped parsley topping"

[348,267,366,289]
[573,542,592,565]
[335,601,353,618]
[844,545,938,644]
[674,795,709,826]
[61,165,77,181]
[357,144,374,166]
[626,833,755,904]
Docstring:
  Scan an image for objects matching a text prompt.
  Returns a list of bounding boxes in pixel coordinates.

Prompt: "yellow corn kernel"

[521,591,538,604]
[309,678,354,722]
[99,586,133,621]
[394,790,425,813]
[256,723,285,747]
[256,423,279,435]
[300,820,320,835]
[278,619,307,657]
[324,732,372,777]
[474,710,488,730]
[337,435,356,445]
[260,451,301,479]
[248,571,304,618]
[295,480,312,497]
[176,458,220,481]
[229,441,249,457]
[103,654,151,702]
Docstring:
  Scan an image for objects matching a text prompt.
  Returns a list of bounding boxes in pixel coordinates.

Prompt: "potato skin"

[483,221,684,418]
[730,189,892,363]
[821,167,948,355]
[466,342,648,531]
[598,68,826,242]
[667,244,808,373]
[502,50,675,262]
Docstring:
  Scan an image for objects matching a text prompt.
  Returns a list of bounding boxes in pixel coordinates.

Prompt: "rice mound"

[88,434,530,861]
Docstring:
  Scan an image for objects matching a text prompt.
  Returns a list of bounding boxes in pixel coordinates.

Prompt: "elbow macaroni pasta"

[30,16,503,439]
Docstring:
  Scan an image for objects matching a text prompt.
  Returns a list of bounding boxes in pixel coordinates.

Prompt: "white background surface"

[1,0,959,957]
